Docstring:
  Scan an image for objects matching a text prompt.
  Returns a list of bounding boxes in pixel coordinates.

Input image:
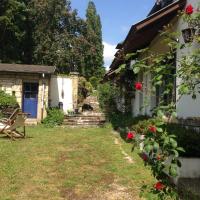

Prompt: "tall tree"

[30,0,87,73]
[85,1,104,79]
[0,0,29,63]
[0,0,104,79]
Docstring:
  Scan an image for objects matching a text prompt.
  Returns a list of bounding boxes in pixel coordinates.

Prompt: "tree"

[0,0,29,63]
[31,0,88,74]
[0,0,104,79]
[85,1,104,79]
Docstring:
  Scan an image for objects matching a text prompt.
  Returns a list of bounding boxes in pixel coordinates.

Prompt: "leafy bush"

[129,118,200,158]
[0,90,18,109]
[0,90,19,117]
[78,77,93,106]
[98,83,145,130]
[89,76,99,89]
[98,83,120,112]
[42,108,64,127]
[108,111,133,130]
[166,124,200,158]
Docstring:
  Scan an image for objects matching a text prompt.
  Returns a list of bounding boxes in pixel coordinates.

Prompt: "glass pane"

[30,94,37,98]
[25,93,30,98]
[31,84,38,92]
[24,84,30,92]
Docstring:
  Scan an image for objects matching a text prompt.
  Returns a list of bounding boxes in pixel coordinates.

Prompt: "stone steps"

[63,115,106,126]
[63,95,105,127]
[82,96,101,112]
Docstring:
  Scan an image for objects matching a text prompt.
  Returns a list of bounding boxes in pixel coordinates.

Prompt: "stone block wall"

[70,72,79,110]
[0,73,50,122]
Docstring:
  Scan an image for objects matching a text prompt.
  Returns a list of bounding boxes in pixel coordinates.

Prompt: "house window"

[156,54,176,106]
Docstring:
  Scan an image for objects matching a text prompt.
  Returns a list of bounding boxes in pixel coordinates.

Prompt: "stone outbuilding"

[0,63,79,123]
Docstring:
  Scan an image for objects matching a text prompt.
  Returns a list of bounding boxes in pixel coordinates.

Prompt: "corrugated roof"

[0,63,56,74]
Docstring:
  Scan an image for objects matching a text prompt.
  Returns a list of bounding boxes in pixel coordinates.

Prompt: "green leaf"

[155,80,162,86]
[176,147,185,152]
[169,164,178,177]
[170,138,178,148]
[115,64,126,74]
[171,112,177,118]
[133,67,140,74]
[156,127,163,133]
[168,134,177,138]
[155,121,164,126]
[157,110,164,117]
[153,142,159,151]
[172,150,179,157]
[144,145,152,153]
[125,53,136,60]
[156,75,163,80]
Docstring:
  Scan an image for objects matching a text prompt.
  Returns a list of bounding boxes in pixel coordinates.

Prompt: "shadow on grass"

[106,111,149,142]
[0,135,33,141]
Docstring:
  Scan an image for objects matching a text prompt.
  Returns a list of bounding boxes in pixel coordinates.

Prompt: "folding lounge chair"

[0,113,28,140]
[0,108,21,125]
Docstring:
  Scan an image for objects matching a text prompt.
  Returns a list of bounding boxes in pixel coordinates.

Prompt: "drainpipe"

[41,73,45,121]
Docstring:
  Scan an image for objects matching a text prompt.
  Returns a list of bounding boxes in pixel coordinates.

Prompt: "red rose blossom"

[127,132,135,139]
[185,4,194,15]
[141,153,148,161]
[135,82,142,90]
[148,125,157,133]
[154,182,165,190]
[157,155,161,161]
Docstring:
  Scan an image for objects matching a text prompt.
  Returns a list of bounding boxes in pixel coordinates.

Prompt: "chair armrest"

[0,118,9,123]
[18,112,30,116]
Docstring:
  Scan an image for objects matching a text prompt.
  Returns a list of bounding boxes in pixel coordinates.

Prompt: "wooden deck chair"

[0,108,21,125]
[0,113,28,140]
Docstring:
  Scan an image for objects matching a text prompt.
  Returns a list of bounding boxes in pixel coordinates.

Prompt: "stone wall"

[70,72,79,110]
[0,72,50,122]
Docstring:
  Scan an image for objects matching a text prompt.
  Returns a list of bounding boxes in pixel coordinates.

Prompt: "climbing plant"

[115,4,200,199]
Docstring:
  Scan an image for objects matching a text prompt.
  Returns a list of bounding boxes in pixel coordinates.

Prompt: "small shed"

[0,63,55,123]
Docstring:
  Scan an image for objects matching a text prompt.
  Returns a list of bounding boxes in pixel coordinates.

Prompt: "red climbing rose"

[154,182,165,190]
[141,153,148,161]
[157,155,161,161]
[134,82,142,90]
[185,4,194,15]
[127,132,135,139]
[148,125,157,133]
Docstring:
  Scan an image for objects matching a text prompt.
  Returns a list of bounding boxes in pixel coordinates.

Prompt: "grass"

[0,125,160,200]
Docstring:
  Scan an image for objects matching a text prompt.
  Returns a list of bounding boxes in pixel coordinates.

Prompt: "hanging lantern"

[182,27,196,43]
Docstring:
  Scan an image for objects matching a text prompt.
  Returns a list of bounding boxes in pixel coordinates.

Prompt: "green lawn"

[0,125,158,200]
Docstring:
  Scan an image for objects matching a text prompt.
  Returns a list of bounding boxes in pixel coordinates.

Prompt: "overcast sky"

[71,0,155,69]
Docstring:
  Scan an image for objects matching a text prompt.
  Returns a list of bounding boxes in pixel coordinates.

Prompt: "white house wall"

[132,0,200,119]
[50,75,73,114]
[176,0,200,118]
[132,71,153,117]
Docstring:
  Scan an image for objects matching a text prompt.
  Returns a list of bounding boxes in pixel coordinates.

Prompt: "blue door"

[23,82,38,118]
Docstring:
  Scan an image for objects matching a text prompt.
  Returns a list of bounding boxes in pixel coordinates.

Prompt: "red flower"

[154,182,165,190]
[127,132,135,139]
[141,153,148,161]
[148,125,157,133]
[134,82,142,90]
[185,4,194,15]
[157,155,161,161]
